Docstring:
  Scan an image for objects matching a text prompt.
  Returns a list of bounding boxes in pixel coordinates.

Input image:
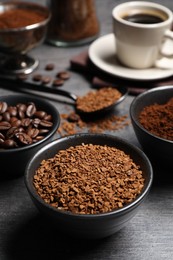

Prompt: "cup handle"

[155,29,173,69]
[164,29,173,40]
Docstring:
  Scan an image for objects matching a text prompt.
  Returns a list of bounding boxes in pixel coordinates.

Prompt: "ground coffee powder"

[139,97,173,141]
[0,9,46,29]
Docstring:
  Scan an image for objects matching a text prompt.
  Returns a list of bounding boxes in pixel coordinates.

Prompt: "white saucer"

[88,34,173,81]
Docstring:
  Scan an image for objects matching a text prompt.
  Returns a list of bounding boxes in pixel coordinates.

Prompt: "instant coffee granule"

[139,97,173,141]
[58,111,130,136]
[76,87,122,113]
[33,144,145,214]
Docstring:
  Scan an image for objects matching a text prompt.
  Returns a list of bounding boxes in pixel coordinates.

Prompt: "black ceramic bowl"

[130,85,173,170]
[25,133,153,239]
[0,94,60,179]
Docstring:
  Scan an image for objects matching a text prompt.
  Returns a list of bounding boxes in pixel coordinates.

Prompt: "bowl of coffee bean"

[130,85,173,170]
[25,133,153,239]
[0,94,60,179]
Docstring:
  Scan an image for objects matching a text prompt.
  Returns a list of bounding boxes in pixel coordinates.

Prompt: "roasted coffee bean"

[32,74,42,82]
[32,118,41,128]
[9,117,16,123]
[40,120,53,128]
[3,139,17,148]
[0,102,8,114]
[52,78,64,87]
[15,132,33,145]
[0,121,11,130]
[45,63,55,71]
[26,103,36,117]
[17,103,27,112]
[34,135,44,141]
[27,128,39,139]
[21,118,32,127]
[6,127,18,139]
[0,132,5,139]
[11,119,21,128]
[39,129,49,135]
[34,111,47,119]
[0,101,54,149]
[18,110,25,119]
[2,111,11,122]
[41,76,52,85]
[44,114,52,121]
[7,106,17,117]
[56,71,70,80]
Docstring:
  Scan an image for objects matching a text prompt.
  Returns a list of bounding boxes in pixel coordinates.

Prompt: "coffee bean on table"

[56,71,71,80]
[41,76,52,85]
[52,78,64,87]
[45,63,55,71]
[32,74,42,82]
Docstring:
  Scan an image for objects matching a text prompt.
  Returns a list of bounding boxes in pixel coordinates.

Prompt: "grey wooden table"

[0,0,173,259]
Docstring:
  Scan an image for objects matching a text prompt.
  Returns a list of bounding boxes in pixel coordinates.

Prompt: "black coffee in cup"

[123,13,164,24]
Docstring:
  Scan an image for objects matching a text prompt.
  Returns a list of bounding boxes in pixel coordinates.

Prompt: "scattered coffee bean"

[41,75,52,85]
[52,78,64,87]
[32,74,42,82]
[0,101,54,149]
[45,63,55,71]
[56,71,70,80]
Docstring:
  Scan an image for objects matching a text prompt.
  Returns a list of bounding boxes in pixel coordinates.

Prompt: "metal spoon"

[0,77,128,116]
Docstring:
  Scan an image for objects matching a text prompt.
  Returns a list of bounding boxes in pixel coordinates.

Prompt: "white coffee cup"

[112,1,173,69]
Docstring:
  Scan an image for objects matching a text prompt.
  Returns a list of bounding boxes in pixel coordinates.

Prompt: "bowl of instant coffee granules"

[25,133,153,239]
[0,94,60,179]
[130,85,173,170]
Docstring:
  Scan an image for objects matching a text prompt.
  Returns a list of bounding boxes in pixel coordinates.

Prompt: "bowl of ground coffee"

[0,94,60,179]
[130,85,173,170]
[25,133,153,239]
[0,1,51,74]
